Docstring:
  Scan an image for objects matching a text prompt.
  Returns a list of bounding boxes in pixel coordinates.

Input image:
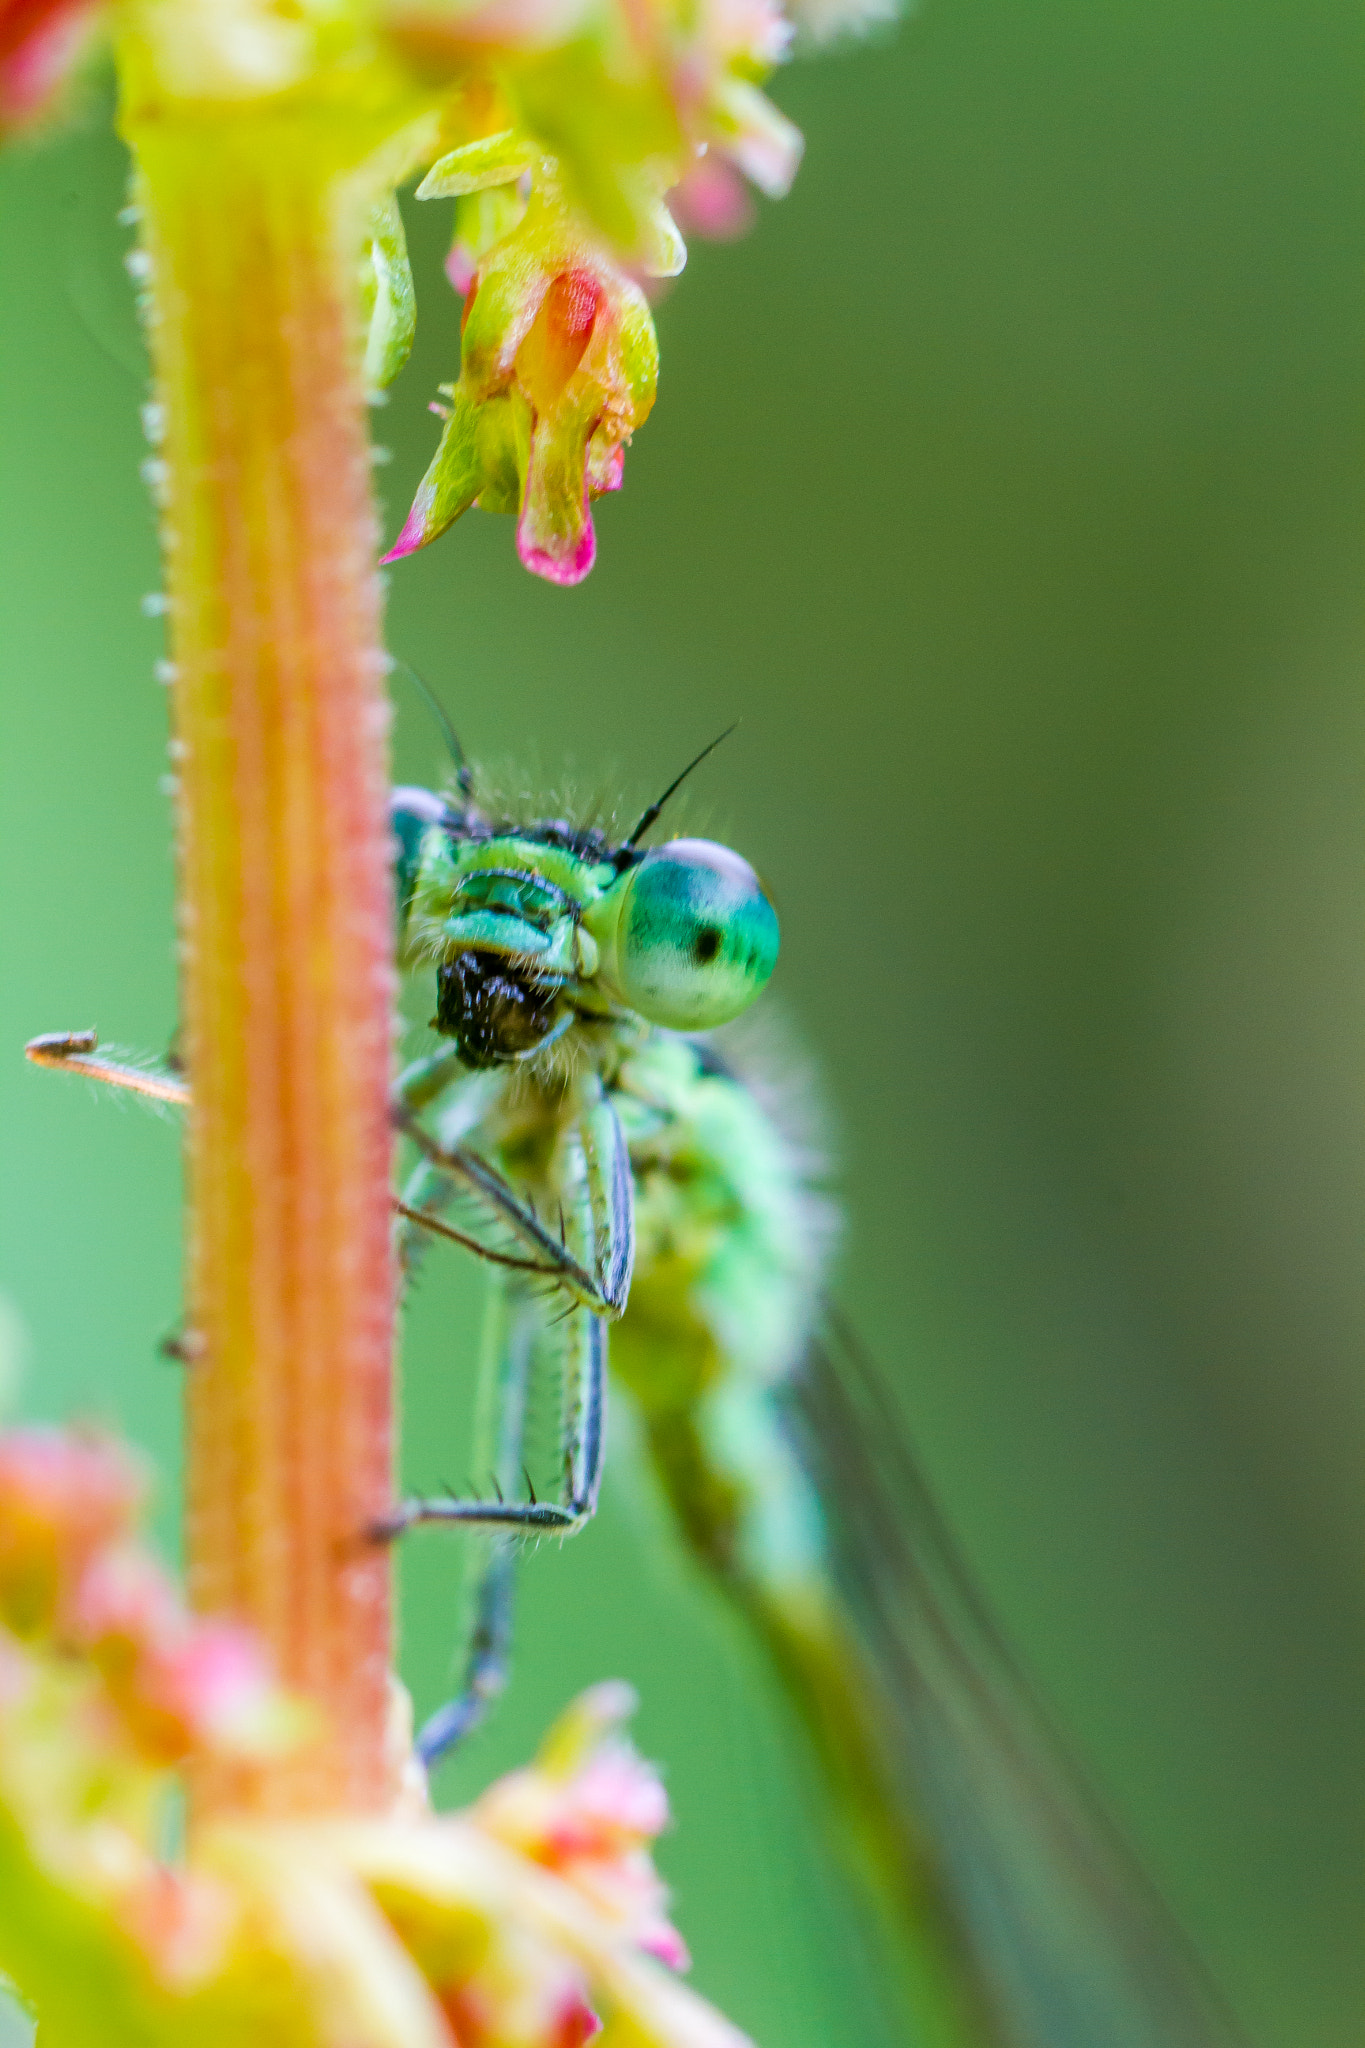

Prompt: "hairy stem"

[124,109,399,1816]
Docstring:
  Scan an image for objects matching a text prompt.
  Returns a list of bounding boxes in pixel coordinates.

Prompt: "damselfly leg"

[24,1031,189,1106]
[402,1280,607,1766]
[379,1053,627,1758]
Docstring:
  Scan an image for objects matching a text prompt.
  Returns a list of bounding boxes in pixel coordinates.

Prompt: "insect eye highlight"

[614,839,779,1030]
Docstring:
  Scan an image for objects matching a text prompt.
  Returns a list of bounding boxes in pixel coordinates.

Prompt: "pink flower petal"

[586,442,624,496]
[641,1922,691,1973]
[445,243,476,298]
[516,511,596,585]
[667,159,755,243]
[555,1993,604,2048]
[381,503,431,564]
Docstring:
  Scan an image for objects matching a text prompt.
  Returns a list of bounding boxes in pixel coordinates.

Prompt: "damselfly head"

[397,771,780,1061]
[586,839,779,1031]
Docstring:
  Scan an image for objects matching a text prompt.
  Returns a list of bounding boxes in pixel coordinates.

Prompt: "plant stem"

[124,109,399,1817]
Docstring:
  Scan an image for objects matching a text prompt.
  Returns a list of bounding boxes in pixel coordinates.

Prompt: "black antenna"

[624,723,739,850]
[392,659,474,799]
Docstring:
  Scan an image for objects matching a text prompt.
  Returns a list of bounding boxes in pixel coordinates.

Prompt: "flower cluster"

[0,1427,737,2048]
[380,0,812,584]
[15,0,886,579]
[0,1428,288,1777]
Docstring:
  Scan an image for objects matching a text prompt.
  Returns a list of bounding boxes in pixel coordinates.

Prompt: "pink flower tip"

[153,1625,282,1756]
[588,444,625,496]
[380,506,429,564]
[516,511,597,586]
[642,1924,692,1972]
[445,244,476,297]
[555,1993,604,2048]
[667,160,756,243]
[0,0,99,130]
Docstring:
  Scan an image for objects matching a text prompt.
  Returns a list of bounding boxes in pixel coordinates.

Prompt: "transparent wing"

[789,1317,1249,2048]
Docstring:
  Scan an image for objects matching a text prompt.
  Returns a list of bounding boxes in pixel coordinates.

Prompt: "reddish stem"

[129,114,398,1816]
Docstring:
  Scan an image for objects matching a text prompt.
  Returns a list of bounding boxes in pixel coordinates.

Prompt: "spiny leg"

[394,1072,549,1285]
[577,1071,635,1314]
[393,1072,635,1318]
[381,1108,611,1771]
[405,1280,606,1765]
[396,1198,566,1283]
[39,1026,610,1747]
[393,1057,583,1296]
[559,1301,607,1523]
[379,1307,607,1539]
[395,1108,611,1312]
[382,1147,610,1762]
[387,1071,616,1545]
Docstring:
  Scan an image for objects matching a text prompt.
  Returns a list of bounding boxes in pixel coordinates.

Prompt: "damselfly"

[27,715,1249,2048]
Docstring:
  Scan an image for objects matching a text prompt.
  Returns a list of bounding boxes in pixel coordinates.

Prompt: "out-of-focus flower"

[666,156,754,243]
[0,1425,744,2048]
[0,1427,145,1637]
[72,1542,289,1766]
[0,1428,299,1797]
[473,1680,688,1971]
[0,0,102,132]
[384,170,660,584]
[387,0,803,260]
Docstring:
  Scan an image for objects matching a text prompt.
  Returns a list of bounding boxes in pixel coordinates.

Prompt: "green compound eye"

[614,839,780,1029]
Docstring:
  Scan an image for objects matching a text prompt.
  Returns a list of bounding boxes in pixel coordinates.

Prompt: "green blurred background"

[2,0,1363,2041]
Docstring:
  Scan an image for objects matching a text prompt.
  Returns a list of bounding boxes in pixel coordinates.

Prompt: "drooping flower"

[383,170,661,585]
[0,1423,744,2048]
